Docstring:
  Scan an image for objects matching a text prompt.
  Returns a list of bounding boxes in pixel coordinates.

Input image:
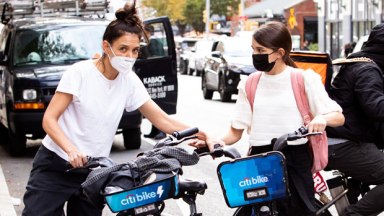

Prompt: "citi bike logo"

[239,176,269,187]
[120,186,164,206]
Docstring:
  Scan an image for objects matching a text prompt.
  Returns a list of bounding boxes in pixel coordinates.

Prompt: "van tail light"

[14,102,45,110]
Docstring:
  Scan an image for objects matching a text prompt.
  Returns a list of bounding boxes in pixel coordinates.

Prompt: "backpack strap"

[245,72,262,112]
[245,71,311,117]
[290,69,312,125]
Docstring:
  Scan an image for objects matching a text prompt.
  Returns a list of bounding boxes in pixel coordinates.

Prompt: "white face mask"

[107,45,136,75]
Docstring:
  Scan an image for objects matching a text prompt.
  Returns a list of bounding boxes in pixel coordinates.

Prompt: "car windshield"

[13,25,106,67]
[181,40,198,51]
[223,39,252,57]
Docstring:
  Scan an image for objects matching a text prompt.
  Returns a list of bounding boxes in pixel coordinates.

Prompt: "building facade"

[243,0,318,50]
[317,0,383,59]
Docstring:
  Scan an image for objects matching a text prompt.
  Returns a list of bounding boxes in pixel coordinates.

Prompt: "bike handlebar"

[273,126,322,151]
[154,127,199,148]
[154,127,241,159]
[172,127,199,140]
[194,144,241,159]
[286,126,322,141]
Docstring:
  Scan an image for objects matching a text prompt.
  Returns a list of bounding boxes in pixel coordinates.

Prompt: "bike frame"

[315,170,351,215]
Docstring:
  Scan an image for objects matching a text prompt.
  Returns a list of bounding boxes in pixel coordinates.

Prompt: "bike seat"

[178,178,207,195]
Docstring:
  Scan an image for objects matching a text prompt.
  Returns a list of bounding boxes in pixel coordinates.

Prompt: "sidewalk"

[0,165,17,216]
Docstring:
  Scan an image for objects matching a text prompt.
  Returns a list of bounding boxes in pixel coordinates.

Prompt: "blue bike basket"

[217,151,289,208]
[104,174,179,213]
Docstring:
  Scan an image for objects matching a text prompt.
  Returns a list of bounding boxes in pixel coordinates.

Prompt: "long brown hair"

[102,0,148,45]
[253,21,297,68]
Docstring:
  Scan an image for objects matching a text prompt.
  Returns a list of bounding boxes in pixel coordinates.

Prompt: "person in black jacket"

[326,23,384,216]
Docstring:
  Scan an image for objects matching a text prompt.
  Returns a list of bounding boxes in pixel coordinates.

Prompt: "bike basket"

[217,151,289,208]
[104,173,179,213]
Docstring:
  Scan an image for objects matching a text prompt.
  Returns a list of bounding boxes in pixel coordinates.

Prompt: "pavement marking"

[0,165,17,216]
[176,199,190,216]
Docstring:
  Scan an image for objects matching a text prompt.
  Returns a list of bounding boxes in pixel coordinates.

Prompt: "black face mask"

[252,53,276,72]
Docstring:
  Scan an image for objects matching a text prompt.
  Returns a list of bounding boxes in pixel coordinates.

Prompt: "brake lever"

[155,135,198,148]
[194,144,224,157]
[286,131,322,141]
[306,132,323,136]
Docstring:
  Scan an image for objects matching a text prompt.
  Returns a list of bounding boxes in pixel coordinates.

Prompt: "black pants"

[327,141,384,216]
[250,144,316,216]
[22,145,104,216]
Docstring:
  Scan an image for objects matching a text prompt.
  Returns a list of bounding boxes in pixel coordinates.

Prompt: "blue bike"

[212,127,333,216]
[77,127,238,216]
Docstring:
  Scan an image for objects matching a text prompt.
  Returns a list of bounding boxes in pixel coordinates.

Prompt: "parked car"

[187,39,215,76]
[202,37,255,102]
[0,1,177,156]
[178,37,200,75]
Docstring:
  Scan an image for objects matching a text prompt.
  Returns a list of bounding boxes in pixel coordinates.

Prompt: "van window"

[13,25,106,66]
[141,23,168,58]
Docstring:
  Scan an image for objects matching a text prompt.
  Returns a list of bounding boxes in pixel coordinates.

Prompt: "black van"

[0,1,177,156]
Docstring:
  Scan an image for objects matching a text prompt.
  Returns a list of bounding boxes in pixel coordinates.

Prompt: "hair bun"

[115,1,139,25]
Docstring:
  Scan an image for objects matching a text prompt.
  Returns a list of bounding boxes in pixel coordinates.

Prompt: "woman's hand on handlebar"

[306,115,327,134]
[67,149,88,168]
[189,137,225,152]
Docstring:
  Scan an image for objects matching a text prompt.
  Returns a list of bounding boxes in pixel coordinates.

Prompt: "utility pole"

[205,0,210,36]
[240,0,245,16]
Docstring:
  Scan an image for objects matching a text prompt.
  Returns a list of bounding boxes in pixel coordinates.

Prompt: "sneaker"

[144,132,157,138]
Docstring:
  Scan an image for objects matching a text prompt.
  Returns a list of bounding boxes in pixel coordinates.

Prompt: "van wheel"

[123,128,141,150]
[195,69,202,77]
[219,75,231,102]
[179,59,188,75]
[202,74,213,99]
[187,66,194,76]
[8,129,26,156]
[0,125,9,145]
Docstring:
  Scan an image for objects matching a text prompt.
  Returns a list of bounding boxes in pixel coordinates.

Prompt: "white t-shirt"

[42,60,150,160]
[231,66,342,147]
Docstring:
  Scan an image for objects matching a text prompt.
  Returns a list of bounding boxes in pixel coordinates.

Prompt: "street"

[0,74,250,216]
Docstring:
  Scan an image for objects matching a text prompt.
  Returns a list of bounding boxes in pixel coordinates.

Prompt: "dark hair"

[144,24,154,34]
[253,21,297,68]
[344,43,353,57]
[102,0,148,45]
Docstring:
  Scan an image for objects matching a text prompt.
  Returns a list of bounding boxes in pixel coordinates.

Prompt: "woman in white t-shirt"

[191,22,345,215]
[22,2,208,216]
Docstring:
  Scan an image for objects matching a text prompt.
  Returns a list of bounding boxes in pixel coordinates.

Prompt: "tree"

[183,0,205,34]
[211,0,239,17]
[142,0,187,36]
[142,0,169,17]
[182,0,240,34]
[142,0,240,35]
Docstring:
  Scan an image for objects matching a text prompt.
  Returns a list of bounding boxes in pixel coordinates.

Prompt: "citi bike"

[74,127,239,216]
[216,125,376,216]
[206,126,334,216]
